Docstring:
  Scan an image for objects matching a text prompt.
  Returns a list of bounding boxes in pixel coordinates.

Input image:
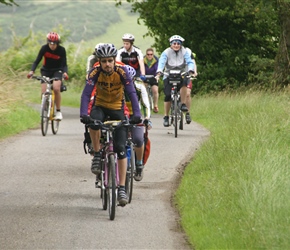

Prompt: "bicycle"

[92,119,131,220]
[165,70,192,138]
[32,76,65,136]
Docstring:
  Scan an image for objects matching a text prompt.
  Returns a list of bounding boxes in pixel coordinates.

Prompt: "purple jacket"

[144,55,159,76]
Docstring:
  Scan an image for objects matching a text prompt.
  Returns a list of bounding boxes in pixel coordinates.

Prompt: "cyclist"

[124,65,152,181]
[155,35,195,127]
[80,43,141,206]
[116,33,146,79]
[27,32,68,121]
[185,48,198,124]
[85,43,104,79]
[144,48,159,113]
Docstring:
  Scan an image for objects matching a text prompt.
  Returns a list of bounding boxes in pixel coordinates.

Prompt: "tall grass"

[175,91,290,249]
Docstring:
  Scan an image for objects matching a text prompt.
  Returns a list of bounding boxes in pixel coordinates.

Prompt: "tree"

[273,0,290,87]
[117,0,279,91]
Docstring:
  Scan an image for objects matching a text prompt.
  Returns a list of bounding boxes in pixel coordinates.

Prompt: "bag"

[143,128,151,165]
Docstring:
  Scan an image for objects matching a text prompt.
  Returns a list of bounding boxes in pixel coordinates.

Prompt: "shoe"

[163,116,169,127]
[180,103,188,112]
[185,112,191,124]
[134,163,144,181]
[153,106,159,113]
[54,111,63,120]
[118,188,128,206]
[91,152,101,175]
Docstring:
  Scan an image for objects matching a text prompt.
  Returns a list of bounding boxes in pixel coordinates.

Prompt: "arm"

[156,50,167,73]
[184,50,194,72]
[61,47,68,73]
[31,46,45,72]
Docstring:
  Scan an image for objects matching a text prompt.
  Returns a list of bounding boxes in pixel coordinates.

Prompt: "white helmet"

[122,33,135,42]
[95,43,104,50]
[124,65,136,79]
[95,43,118,58]
[169,35,185,43]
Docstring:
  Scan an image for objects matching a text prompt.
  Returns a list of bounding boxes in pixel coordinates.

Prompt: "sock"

[119,185,125,190]
[136,160,143,166]
[57,109,61,112]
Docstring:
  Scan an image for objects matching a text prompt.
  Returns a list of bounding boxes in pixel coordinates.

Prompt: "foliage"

[0,0,17,5]
[117,0,279,91]
[0,1,121,51]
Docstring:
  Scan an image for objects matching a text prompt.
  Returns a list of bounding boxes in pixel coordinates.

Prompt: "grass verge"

[175,91,290,249]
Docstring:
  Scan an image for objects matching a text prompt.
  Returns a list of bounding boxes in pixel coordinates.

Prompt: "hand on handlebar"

[27,71,34,79]
[143,119,152,130]
[80,115,91,124]
[63,72,69,80]
[129,115,142,124]
[139,75,146,81]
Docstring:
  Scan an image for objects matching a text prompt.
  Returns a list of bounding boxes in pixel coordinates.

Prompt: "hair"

[146,48,154,54]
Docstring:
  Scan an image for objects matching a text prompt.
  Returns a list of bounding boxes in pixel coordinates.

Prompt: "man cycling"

[155,35,195,127]
[116,33,146,80]
[80,43,141,206]
[27,32,69,121]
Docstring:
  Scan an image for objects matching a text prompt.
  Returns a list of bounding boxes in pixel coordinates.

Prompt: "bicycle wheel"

[174,95,178,138]
[148,88,154,111]
[41,95,49,136]
[107,154,116,220]
[179,103,184,130]
[125,144,135,203]
[51,101,59,135]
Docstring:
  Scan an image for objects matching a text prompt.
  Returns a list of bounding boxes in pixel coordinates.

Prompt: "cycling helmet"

[124,65,136,79]
[94,43,104,52]
[47,32,60,43]
[169,35,185,43]
[122,33,135,42]
[95,43,118,58]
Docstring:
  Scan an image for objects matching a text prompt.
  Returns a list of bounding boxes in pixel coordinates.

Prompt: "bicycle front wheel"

[107,154,116,220]
[179,104,184,131]
[174,95,178,138]
[41,95,49,136]
[51,102,59,135]
[125,144,135,203]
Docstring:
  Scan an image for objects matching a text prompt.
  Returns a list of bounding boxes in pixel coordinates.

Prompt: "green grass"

[175,91,290,249]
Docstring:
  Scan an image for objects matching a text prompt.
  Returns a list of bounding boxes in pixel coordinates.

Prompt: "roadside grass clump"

[175,91,290,249]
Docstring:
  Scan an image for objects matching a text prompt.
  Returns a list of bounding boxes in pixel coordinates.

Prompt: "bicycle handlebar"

[31,75,62,83]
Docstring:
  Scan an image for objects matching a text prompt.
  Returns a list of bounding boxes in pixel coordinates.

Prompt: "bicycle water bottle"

[126,145,131,169]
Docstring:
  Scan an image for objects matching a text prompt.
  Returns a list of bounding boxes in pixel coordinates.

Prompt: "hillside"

[0,1,154,52]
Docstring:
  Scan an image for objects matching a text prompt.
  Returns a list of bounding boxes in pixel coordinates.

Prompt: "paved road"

[0,107,209,250]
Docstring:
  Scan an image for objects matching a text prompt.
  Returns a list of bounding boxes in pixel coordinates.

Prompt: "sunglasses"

[147,53,153,56]
[48,42,57,45]
[172,42,181,45]
[100,59,114,63]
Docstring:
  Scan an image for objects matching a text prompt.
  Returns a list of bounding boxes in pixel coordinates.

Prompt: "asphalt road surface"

[0,106,209,250]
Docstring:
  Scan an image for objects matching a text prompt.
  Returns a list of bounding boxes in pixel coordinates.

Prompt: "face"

[146,50,154,59]
[100,57,115,73]
[123,41,132,51]
[48,42,58,51]
[170,40,182,51]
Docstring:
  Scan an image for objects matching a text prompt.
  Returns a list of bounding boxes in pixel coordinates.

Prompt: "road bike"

[92,119,131,220]
[32,76,65,136]
[166,70,192,138]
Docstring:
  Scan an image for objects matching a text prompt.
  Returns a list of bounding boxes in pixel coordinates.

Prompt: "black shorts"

[40,69,63,83]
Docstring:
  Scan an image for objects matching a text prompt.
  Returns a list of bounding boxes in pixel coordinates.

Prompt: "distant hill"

[0,1,144,51]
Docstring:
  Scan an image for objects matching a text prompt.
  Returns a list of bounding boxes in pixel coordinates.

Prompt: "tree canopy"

[0,0,18,5]
[118,0,280,91]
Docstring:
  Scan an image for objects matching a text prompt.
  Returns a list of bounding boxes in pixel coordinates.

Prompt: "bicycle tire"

[100,158,107,210]
[107,154,116,220]
[179,105,184,130]
[174,95,178,138]
[41,95,49,136]
[51,102,59,135]
[125,143,135,203]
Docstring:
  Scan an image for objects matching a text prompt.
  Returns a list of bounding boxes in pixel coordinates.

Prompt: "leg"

[152,85,159,112]
[53,80,62,120]
[185,81,192,124]
[131,126,145,181]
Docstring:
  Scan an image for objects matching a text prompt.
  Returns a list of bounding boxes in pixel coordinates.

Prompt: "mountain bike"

[166,70,192,138]
[92,119,130,220]
[32,76,64,136]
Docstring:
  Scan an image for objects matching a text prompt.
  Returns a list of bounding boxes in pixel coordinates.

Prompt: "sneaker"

[185,112,192,124]
[118,188,128,206]
[180,103,188,112]
[134,163,144,181]
[91,152,101,175]
[54,111,63,120]
[163,116,169,127]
